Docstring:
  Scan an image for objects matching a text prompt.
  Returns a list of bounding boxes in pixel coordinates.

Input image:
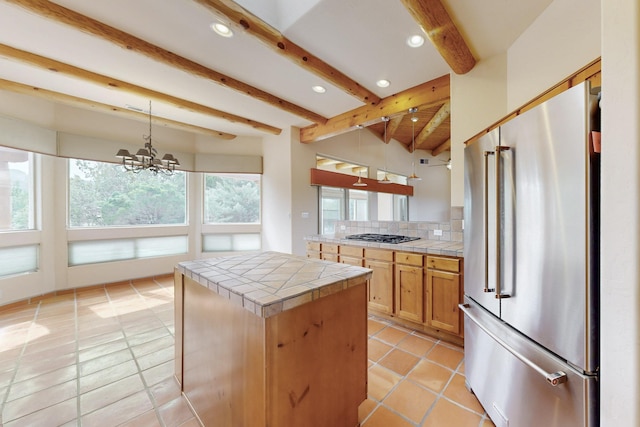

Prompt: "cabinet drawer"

[322,253,339,262]
[396,252,424,267]
[322,244,339,254]
[426,256,460,273]
[364,248,394,262]
[340,245,363,257]
[306,241,321,251]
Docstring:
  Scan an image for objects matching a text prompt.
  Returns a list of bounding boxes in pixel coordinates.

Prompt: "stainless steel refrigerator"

[461,81,599,427]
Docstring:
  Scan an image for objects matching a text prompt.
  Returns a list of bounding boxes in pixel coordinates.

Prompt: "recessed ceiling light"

[211,22,233,38]
[312,85,326,93]
[407,34,425,48]
[376,79,390,88]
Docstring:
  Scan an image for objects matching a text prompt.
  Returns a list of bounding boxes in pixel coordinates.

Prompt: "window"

[320,187,369,234]
[202,173,262,253]
[202,233,261,252]
[0,146,34,231]
[320,187,345,234]
[68,159,186,227]
[204,173,260,224]
[348,189,369,221]
[68,236,188,266]
[377,170,409,221]
[0,245,38,278]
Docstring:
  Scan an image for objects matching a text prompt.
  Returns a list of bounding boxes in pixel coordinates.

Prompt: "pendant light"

[353,124,368,187]
[378,116,391,184]
[408,107,422,181]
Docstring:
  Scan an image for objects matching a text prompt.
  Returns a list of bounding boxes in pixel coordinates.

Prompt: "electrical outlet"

[301,211,309,219]
[419,158,429,165]
[340,225,346,231]
[434,229,443,236]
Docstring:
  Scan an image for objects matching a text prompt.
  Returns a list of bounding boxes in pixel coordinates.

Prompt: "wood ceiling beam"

[0,43,281,136]
[335,162,353,170]
[400,0,476,74]
[316,158,340,166]
[193,0,381,106]
[432,138,451,156]
[0,78,237,139]
[5,0,328,125]
[385,116,404,143]
[300,75,450,143]
[415,100,450,148]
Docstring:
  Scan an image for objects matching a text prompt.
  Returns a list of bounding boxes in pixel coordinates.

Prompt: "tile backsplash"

[336,206,464,242]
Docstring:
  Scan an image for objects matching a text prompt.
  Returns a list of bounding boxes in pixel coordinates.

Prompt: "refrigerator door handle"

[495,146,511,299]
[483,150,495,294]
[459,303,568,387]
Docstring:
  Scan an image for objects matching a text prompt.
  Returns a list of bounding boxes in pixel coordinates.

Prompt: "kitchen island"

[174,251,373,427]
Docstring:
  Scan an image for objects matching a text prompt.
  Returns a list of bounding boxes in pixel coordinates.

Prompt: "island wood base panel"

[175,272,367,427]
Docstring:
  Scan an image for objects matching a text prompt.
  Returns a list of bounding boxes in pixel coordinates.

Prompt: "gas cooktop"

[344,233,420,244]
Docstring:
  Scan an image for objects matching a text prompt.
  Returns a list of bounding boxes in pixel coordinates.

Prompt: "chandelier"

[115,101,180,175]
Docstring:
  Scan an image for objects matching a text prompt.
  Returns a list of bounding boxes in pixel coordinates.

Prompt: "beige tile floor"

[0,276,494,427]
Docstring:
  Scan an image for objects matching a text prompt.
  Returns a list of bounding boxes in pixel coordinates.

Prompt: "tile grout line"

[367,318,488,426]
[0,301,44,425]
[129,278,175,427]
[75,287,81,427]
[367,324,440,427]
[85,280,164,426]
[0,301,42,425]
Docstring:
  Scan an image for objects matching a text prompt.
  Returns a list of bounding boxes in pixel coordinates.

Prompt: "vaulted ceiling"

[0,0,552,154]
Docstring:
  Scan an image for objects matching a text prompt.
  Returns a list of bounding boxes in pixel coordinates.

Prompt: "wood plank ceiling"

[1,0,476,154]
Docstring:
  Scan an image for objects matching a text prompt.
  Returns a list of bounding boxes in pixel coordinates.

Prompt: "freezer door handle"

[483,150,495,294]
[494,146,511,299]
[459,303,568,387]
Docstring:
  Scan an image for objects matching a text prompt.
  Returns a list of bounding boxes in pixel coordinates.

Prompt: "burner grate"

[344,233,420,244]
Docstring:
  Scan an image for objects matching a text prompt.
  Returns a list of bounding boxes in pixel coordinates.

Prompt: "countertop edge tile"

[177,251,372,318]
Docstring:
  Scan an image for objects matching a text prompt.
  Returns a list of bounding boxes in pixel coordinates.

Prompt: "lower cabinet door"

[395,264,424,323]
[365,259,394,314]
[426,269,461,334]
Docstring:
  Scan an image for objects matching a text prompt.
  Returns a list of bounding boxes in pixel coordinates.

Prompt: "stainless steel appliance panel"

[464,128,500,317]
[498,82,594,372]
[462,297,598,427]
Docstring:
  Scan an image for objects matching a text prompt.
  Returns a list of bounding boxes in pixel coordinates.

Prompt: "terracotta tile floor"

[0,277,494,426]
[363,317,494,427]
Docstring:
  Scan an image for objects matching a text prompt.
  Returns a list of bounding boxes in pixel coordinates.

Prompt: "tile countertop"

[304,234,464,258]
[177,251,372,318]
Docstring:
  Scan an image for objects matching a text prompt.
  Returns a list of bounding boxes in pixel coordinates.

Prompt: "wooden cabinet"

[321,243,339,262]
[364,248,394,314]
[425,256,463,337]
[306,241,321,259]
[395,252,424,323]
[304,240,464,344]
[339,245,364,267]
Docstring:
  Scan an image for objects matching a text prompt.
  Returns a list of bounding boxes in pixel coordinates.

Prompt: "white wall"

[450,53,508,206]
[261,127,294,253]
[601,0,640,424]
[507,0,601,110]
[290,126,320,256]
